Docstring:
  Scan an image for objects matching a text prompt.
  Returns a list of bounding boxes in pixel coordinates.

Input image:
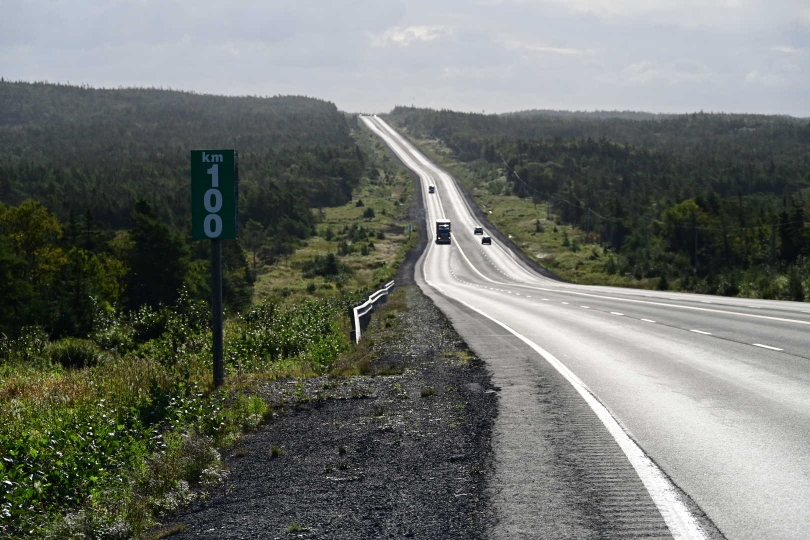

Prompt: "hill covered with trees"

[388,106,810,299]
[0,81,365,337]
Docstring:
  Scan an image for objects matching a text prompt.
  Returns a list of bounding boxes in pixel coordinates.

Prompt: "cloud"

[1,0,809,116]
[369,26,451,47]
[771,46,802,54]
[502,39,594,55]
[619,61,714,85]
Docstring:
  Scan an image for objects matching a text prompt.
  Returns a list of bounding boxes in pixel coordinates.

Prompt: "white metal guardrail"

[349,280,395,343]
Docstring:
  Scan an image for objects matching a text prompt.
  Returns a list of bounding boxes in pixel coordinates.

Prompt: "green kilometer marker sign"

[191,150,237,240]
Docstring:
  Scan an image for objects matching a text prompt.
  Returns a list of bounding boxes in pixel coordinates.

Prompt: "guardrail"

[349,280,396,344]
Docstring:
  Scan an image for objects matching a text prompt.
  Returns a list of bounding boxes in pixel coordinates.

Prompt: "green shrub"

[48,338,105,369]
[302,253,352,280]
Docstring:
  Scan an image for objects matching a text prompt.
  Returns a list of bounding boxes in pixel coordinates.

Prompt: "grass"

[250,123,417,305]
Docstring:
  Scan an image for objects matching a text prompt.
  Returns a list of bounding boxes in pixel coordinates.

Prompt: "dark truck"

[435,219,451,244]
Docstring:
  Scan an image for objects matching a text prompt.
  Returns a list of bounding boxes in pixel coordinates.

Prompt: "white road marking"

[611,312,624,316]
[542,298,550,301]
[562,302,569,305]
[581,306,590,309]
[753,343,783,351]
[642,319,657,323]
[700,301,713,304]
[421,266,708,540]
[522,286,810,327]
[690,330,712,335]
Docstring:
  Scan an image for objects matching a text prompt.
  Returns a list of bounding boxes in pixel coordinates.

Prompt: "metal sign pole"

[211,238,224,387]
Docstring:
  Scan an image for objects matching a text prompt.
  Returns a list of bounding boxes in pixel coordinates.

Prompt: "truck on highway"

[436,219,451,244]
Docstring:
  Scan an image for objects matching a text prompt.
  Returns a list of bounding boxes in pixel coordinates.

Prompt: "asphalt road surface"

[362,115,810,540]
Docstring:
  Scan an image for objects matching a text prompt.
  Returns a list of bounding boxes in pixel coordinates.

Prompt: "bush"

[48,338,104,369]
[302,253,342,278]
[363,208,375,219]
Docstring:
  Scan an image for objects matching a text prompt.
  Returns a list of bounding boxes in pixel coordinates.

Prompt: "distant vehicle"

[436,219,451,244]
[474,226,484,235]
[482,236,492,245]
[428,185,435,193]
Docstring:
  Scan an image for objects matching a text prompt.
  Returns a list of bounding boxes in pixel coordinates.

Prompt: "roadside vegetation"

[0,82,416,537]
[388,107,810,299]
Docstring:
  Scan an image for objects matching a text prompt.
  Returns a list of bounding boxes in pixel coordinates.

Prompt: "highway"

[361,115,810,540]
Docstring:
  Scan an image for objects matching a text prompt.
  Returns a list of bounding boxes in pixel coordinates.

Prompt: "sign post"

[191,149,238,387]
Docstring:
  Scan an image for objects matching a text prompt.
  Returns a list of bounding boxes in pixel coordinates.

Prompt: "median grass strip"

[397,132,661,289]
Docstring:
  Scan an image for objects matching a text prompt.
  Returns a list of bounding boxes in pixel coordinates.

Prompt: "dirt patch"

[165,285,496,539]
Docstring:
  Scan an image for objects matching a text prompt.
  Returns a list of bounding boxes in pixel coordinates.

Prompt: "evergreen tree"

[123,200,190,310]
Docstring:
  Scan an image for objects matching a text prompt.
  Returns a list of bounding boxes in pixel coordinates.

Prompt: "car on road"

[428,185,435,193]
[482,236,491,245]
[474,226,484,235]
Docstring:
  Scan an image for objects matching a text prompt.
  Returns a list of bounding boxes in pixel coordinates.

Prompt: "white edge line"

[752,343,783,351]
[422,272,707,540]
[690,330,712,335]
[641,319,657,323]
[610,312,624,316]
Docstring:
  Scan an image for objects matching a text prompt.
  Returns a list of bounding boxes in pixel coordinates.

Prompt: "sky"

[2,0,809,116]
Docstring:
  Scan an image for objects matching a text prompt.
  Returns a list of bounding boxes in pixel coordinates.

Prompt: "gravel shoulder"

[165,283,497,539]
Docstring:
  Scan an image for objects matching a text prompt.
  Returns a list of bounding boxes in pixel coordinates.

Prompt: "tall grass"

[0,290,354,538]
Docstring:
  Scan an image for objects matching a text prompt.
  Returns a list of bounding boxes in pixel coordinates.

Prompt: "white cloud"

[502,39,594,55]
[619,60,714,85]
[771,46,802,53]
[369,26,451,47]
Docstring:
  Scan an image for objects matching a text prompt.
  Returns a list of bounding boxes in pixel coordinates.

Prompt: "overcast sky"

[2,0,809,116]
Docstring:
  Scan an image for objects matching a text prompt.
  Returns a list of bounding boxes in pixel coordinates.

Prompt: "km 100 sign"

[191,150,237,240]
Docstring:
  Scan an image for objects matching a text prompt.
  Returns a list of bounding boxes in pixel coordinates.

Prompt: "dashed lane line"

[448,273,792,355]
[753,343,784,351]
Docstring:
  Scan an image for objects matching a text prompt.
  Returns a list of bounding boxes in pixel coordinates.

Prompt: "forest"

[388,106,810,299]
[0,81,365,338]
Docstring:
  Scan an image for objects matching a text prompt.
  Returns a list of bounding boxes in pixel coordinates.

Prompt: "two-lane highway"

[362,115,810,540]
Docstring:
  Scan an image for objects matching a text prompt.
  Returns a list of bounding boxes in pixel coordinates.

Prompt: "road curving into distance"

[362,115,810,540]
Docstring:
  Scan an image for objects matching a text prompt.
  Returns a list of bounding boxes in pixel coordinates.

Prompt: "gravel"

[164,284,497,539]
